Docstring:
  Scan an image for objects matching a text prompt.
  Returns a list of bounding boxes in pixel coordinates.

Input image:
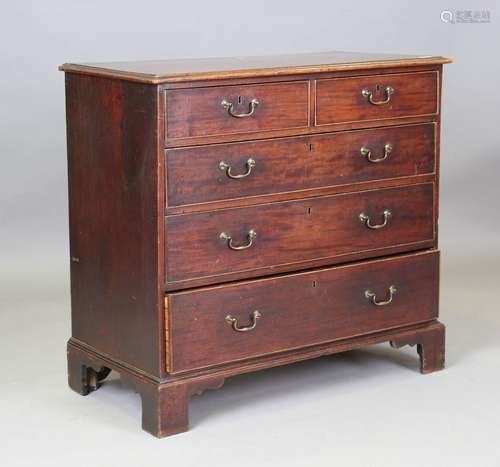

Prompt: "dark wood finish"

[63,52,449,437]
[161,66,441,148]
[60,50,451,84]
[67,346,112,396]
[65,74,165,377]
[165,113,439,149]
[68,317,445,437]
[165,183,435,287]
[166,123,435,208]
[164,242,436,292]
[167,251,439,372]
[161,67,444,148]
[165,81,309,140]
[390,321,445,374]
[123,373,225,437]
[315,71,438,125]
[166,173,436,216]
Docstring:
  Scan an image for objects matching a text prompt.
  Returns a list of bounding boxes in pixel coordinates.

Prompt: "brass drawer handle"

[220,229,257,250]
[360,143,392,163]
[221,98,260,118]
[365,285,397,306]
[359,209,391,229]
[225,310,262,332]
[361,86,394,105]
[219,158,256,179]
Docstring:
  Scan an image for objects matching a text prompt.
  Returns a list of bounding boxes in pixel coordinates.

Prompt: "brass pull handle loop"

[361,86,394,105]
[225,310,262,332]
[219,158,256,179]
[219,229,257,250]
[365,285,397,306]
[221,98,260,118]
[359,209,392,229]
[360,144,392,163]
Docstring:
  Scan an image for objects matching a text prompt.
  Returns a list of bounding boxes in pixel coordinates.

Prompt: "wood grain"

[166,123,435,208]
[68,317,445,437]
[165,183,435,287]
[165,81,309,140]
[59,50,451,84]
[167,250,439,372]
[316,71,438,125]
[63,54,449,437]
[65,73,165,377]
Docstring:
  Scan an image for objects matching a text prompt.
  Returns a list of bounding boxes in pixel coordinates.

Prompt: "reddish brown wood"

[165,183,435,287]
[63,53,449,438]
[65,73,165,377]
[166,115,438,148]
[160,66,443,148]
[122,375,225,437]
[167,251,439,372]
[391,321,445,373]
[165,81,309,140]
[67,345,112,395]
[160,65,441,90]
[166,123,435,208]
[67,318,444,437]
[67,340,224,437]
[59,51,451,84]
[166,173,436,216]
[316,71,438,125]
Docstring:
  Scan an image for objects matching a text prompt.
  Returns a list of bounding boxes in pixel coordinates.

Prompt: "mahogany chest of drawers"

[61,51,451,437]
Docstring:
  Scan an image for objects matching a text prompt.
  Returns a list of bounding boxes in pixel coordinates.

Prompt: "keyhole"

[375,84,381,93]
[237,95,243,104]
[307,207,312,216]
[308,143,314,152]
[312,280,318,288]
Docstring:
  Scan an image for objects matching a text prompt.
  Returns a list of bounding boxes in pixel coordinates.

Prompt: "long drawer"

[165,183,435,287]
[166,123,435,208]
[166,250,439,373]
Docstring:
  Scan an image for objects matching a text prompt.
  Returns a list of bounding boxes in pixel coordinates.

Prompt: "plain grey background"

[1,1,499,466]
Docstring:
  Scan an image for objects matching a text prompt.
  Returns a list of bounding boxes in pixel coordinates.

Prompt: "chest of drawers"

[61,51,451,437]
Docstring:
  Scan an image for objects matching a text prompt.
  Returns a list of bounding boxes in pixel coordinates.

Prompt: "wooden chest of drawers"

[61,51,451,437]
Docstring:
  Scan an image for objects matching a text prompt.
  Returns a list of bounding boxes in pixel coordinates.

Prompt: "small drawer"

[165,81,309,141]
[166,250,439,372]
[165,183,435,287]
[166,123,435,207]
[315,71,438,126]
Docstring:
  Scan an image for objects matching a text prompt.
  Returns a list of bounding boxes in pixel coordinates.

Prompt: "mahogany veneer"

[61,50,451,437]
[166,123,436,208]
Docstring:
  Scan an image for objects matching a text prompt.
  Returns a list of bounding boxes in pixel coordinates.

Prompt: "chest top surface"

[59,50,452,83]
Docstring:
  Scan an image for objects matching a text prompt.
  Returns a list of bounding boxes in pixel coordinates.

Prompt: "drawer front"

[315,71,438,125]
[166,124,435,207]
[167,251,439,372]
[165,81,309,140]
[165,183,435,286]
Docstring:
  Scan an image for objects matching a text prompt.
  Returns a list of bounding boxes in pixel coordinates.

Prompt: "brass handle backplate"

[225,310,262,332]
[219,158,256,179]
[361,86,394,105]
[359,209,391,229]
[220,229,257,250]
[221,98,260,118]
[360,143,393,163]
[365,285,397,306]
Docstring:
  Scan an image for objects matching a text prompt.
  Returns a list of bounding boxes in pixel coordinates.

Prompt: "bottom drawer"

[166,250,439,373]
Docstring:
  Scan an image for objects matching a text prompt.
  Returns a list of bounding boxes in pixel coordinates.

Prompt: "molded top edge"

[60,50,452,84]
